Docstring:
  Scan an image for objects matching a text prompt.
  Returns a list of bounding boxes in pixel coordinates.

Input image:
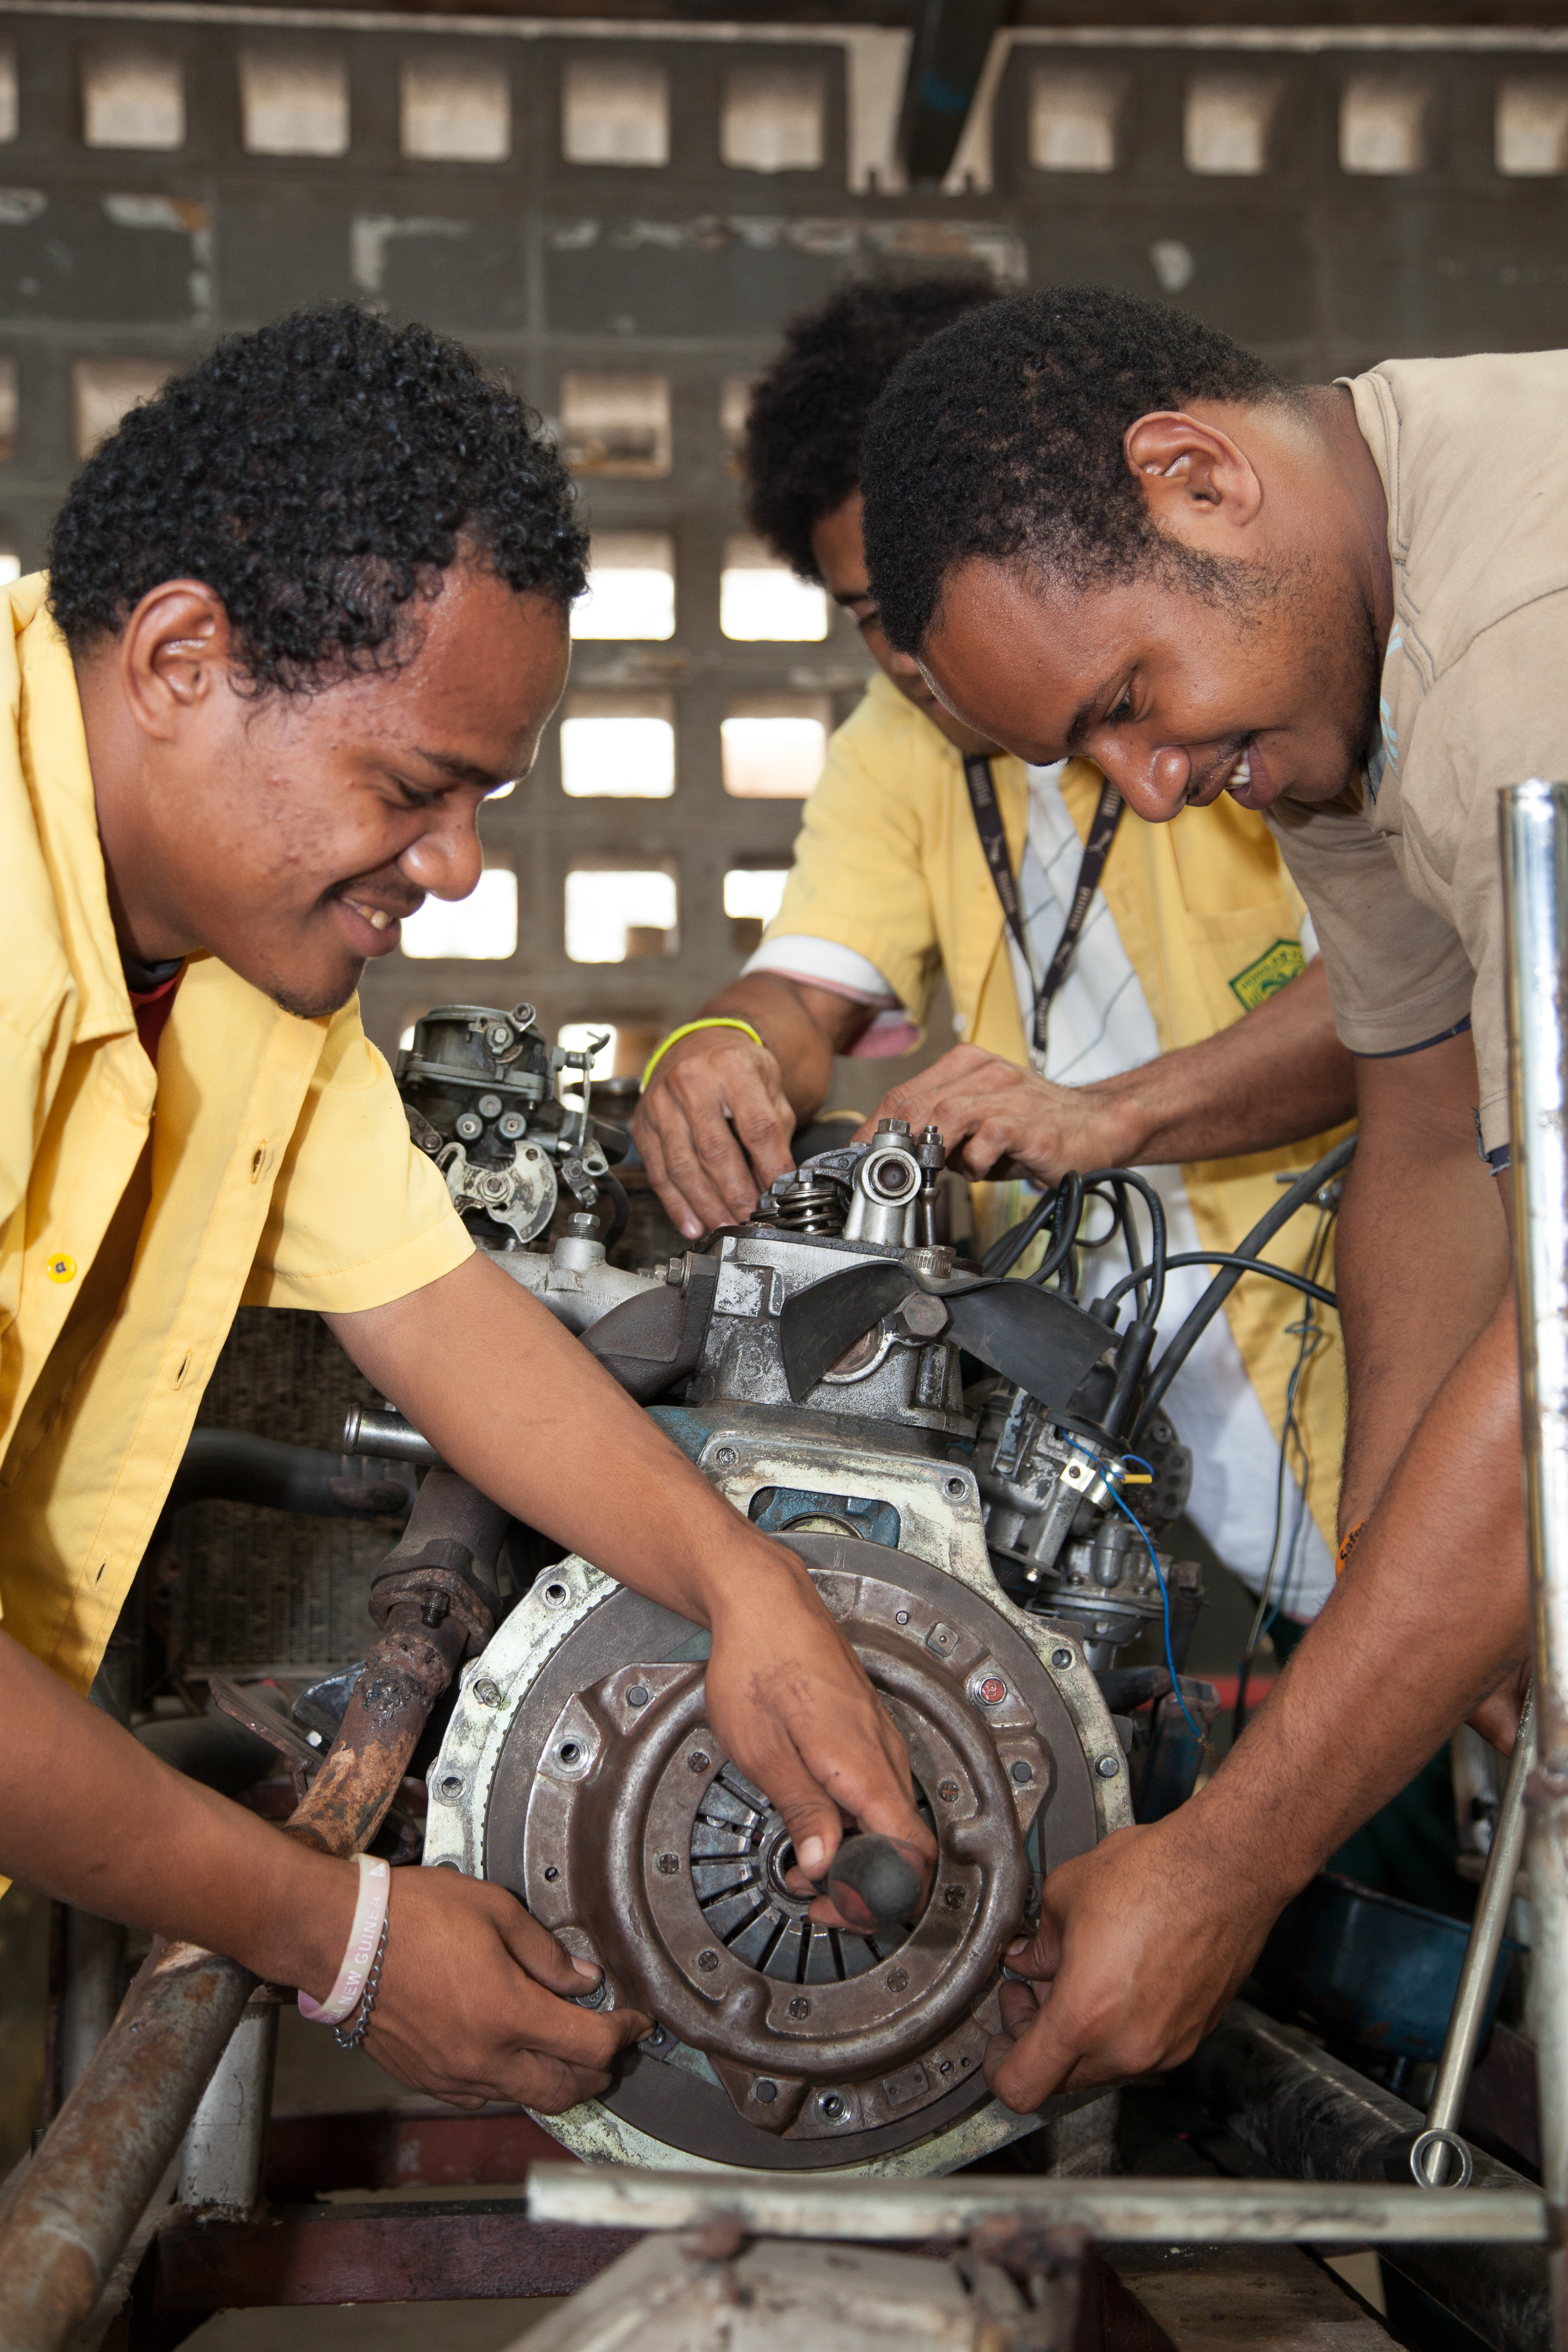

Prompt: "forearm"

[1080,959,1355,1167]
[0,1631,349,1990]
[1335,1035,1512,1530]
[1191,1290,1529,1901]
[330,1254,800,1631]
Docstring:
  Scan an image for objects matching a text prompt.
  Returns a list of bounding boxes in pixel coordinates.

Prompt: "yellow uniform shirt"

[769,673,1349,1552]
[0,576,473,1698]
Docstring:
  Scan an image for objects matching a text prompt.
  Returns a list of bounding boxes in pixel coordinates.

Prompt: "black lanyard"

[963,755,1124,1060]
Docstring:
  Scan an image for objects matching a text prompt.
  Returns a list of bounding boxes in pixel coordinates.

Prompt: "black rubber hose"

[162,1431,410,1520]
[1132,1134,1356,1444]
[598,1168,631,1255]
[1084,1166,1167,1326]
[1101,1252,1338,1315]
[983,1185,1059,1277]
[1025,1170,1084,1290]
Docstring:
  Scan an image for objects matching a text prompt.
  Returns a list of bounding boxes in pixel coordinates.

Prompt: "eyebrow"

[832,585,873,609]
[1063,677,1119,755]
[411,748,506,792]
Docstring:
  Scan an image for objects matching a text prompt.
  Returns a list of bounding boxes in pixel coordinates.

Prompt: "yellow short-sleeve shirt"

[0,575,473,1695]
[768,672,1350,1554]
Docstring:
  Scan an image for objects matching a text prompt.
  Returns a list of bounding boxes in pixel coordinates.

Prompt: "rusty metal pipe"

[0,1474,502,2352]
[286,1607,467,1859]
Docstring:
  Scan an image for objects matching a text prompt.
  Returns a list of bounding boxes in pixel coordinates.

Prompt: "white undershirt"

[747,770,1335,1618]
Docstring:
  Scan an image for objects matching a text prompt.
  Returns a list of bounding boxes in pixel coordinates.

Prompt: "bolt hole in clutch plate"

[422,1534,1122,2173]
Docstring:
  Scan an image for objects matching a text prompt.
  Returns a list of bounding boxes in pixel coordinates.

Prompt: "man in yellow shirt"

[2,303,928,2113]
[636,278,1357,1623]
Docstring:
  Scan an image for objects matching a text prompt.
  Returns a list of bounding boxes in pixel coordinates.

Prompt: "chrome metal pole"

[1502,776,1568,2339]
[1415,1689,1536,2187]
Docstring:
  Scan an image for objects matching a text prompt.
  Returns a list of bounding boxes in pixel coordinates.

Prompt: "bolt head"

[713,1446,737,1469]
[543,1865,559,1881]
[787,1995,811,2020]
[656,1852,680,1876]
[895,1610,910,1626]
[439,1773,463,1799]
[937,1779,960,1803]
[942,1884,966,1910]
[1052,1647,1074,1670]
[626,1684,650,1709]
[945,1474,968,1498]
[885,1968,909,1993]
[1010,1760,1035,1785]
[818,2092,845,2120]
[754,2080,778,2104]
[472,1678,503,1708]
[977,1677,1007,1706]
[1096,1754,1121,1779]
[901,1294,948,1338]
[697,1949,720,1973]
[687,1750,712,1774]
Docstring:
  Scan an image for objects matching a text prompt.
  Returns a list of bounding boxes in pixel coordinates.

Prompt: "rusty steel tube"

[0,1474,501,2352]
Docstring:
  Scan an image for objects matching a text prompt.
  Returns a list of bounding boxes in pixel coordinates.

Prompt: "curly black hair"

[861,285,1290,653]
[48,303,587,691]
[743,271,1005,582]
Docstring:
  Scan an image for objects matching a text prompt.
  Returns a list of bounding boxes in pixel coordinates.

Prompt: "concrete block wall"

[0,6,1560,1072]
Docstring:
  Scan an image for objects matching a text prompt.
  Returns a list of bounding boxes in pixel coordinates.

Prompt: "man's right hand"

[982,1808,1287,2108]
[633,1025,798,1239]
[360,1868,650,2110]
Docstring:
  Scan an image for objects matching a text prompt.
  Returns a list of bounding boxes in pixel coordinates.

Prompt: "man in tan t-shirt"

[852,285,1548,2110]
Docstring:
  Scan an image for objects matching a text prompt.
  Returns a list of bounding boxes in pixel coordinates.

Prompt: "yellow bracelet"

[640,1017,764,1090]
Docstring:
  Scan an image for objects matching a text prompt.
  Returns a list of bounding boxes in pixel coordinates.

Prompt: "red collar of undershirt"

[129,965,185,1067]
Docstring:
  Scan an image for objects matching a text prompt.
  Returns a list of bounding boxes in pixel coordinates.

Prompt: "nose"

[399,802,484,903]
[1093,739,1193,823]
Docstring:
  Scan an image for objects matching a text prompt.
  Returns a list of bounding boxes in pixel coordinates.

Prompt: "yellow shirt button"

[46,1253,76,1283]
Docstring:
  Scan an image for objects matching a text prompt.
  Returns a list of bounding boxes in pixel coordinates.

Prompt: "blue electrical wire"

[1065,1439,1203,1743]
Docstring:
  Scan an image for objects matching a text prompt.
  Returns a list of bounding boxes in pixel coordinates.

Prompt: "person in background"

[633,275,1357,1634]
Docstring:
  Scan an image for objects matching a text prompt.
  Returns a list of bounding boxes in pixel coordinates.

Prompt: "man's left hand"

[701,1546,936,1931]
[858,1046,1134,1183]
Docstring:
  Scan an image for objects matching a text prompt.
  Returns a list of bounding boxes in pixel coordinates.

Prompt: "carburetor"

[396,1002,623,1249]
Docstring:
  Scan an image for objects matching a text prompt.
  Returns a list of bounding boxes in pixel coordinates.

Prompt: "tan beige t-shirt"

[1265,349,1568,1157]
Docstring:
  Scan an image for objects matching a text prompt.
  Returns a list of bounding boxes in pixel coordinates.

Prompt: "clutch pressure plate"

[425,1532,1126,2174]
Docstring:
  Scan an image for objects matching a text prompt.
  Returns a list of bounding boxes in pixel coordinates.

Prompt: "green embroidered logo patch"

[1229,939,1306,1012]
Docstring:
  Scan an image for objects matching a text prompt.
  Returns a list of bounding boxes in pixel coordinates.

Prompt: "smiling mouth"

[337,889,421,936]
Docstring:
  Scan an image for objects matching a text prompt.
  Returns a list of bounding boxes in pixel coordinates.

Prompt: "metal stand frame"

[1502,776,1568,2345]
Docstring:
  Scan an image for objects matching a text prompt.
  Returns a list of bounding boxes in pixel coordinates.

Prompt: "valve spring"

[777,1175,845,1236]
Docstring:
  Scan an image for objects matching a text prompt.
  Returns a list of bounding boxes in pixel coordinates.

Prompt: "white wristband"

[298,1853,391,2027]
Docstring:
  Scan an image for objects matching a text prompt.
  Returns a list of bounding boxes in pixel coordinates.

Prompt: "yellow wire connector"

[640,1018,764,1090]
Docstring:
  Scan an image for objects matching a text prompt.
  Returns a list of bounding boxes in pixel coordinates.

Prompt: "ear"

[117,581,239,742]
[1123,411,1263,548]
